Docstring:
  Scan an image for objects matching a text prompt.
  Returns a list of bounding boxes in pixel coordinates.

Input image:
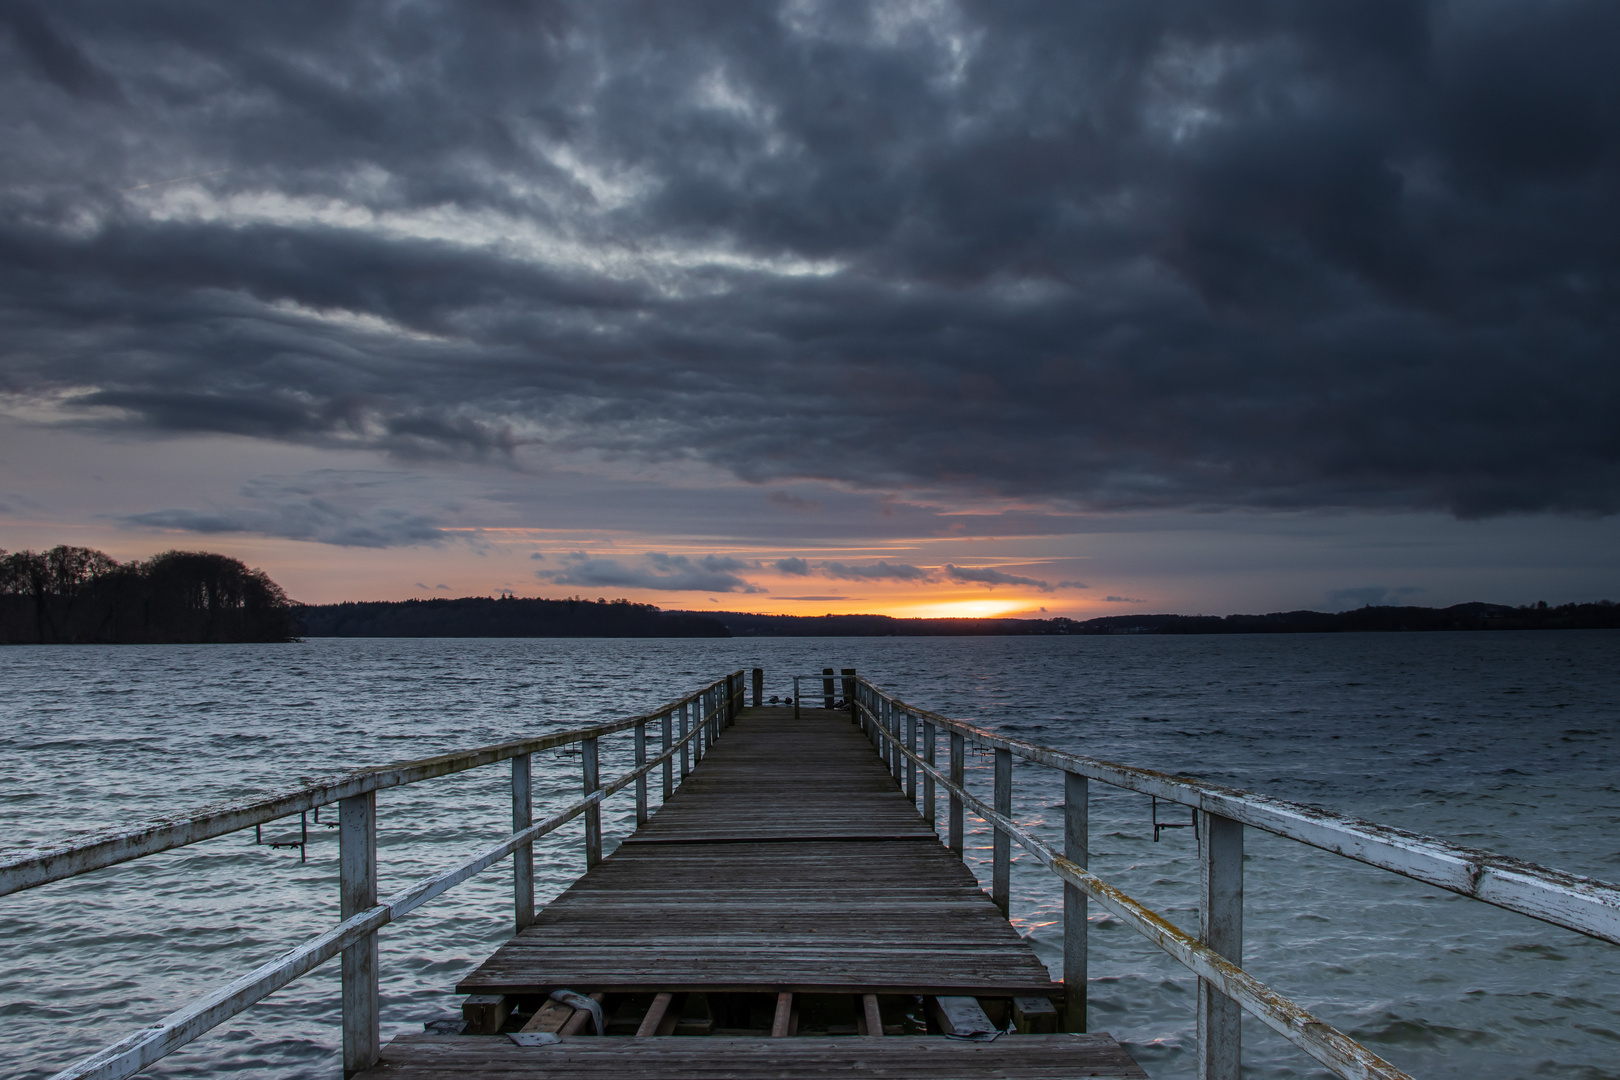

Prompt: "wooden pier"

[362,706,1146,1078]
[13,667,1619,1080]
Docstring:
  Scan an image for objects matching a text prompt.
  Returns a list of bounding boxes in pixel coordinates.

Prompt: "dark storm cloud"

[539,552,764,593]
[818,560,933,582]
[120,470,454,547]
[3,1,1620,518]
[943,564,1052,591]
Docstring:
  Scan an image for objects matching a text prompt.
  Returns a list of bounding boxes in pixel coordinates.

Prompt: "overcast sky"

[2,0,1618,616]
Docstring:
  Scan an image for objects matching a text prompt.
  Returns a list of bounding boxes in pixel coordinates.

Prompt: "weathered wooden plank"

[636,994,674,1038]
[457,711,1060,1000]
[355,1033,1149,1079]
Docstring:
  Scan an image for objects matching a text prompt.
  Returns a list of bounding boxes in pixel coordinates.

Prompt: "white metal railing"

[852,675,1620,1080]
[1,670,746,1080]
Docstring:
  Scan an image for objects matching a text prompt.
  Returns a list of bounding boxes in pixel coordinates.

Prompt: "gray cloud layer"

[3,1,1619,519]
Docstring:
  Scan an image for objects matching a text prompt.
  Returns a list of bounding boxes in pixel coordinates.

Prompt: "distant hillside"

[705,601,1620,636]
[299,595,730,638]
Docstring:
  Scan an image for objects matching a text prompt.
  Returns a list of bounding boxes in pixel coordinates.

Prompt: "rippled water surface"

[3,634,1618,1080]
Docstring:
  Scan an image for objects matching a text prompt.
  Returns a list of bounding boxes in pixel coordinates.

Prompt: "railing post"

[993,746,1012,916]
[841,669,856,720]
[634,721,649,826]
[1198,812,1243,1080]
[890,702,903,783]
[696,691,705,763]
[753,667,763,708]
[793,677,800,718]
[948,730,965,856]
[822,668,835,710]
[1064,770,1088,1031]
[680,702,691,778]
[923,720,936,828]
[583,736,601,869]
[513,754,533,934]
[339,791,378,1077]
[906,711,917,803]
[662,710,674,800]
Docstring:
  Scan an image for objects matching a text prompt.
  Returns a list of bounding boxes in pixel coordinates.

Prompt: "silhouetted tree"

[0,546,297,644]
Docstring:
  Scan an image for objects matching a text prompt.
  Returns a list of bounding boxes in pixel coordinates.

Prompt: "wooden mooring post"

[1198,812,1244,1080]
[512,754,533,934]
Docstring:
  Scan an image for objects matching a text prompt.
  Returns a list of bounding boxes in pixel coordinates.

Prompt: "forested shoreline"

[0,546,298,644]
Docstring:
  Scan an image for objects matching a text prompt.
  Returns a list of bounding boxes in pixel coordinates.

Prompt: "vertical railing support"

[1198,812,1243,1080]
[583,736,601,870]
[513,754,533,934]
[923,720,936,828]
[948,731,965,857]
[993,746,1012,915]
[753,667,763,708]
[679,703,691,778]
[906,711,917,803]
[822,668,835,710]
[662,710,674,801]
[1064,770,1088,1031]
[890,703,903,783]
[634,721,649,826]
[793,677,801,718]
[339,791,378,1077]
[841,669,856,721]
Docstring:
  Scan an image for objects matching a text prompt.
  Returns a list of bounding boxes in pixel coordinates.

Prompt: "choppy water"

[3,633,1618,1080]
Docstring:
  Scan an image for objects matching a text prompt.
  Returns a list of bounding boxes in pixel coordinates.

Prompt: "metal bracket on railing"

[257,811,310,862]
[1152,795,1195,843]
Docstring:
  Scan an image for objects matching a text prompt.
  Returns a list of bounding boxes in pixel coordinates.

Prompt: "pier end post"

[948,730,965,856]
[1063,770,1088,1031]
[822,668,835,710]
[662,710,673,800]
[583,736,601,869]
[679,703,690,778]
[753,667,763,708]
[513,755,533,933]
[339,791,378,1076]
[906,712,917,803]
[993,747,1012,915]
[634,721,649,826]
[1198,812,1243,1080]
[841,669,856,720]
[923,721,936,827]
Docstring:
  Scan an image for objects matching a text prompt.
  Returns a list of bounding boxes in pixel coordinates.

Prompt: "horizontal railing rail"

[858,683,1620,945]
[8,670,747,1080]
[0,680,731,898]
[852,675,1620,1080]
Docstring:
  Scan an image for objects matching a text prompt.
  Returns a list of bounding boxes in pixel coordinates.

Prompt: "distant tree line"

[0,546,298,644]
[299,595,730,637]
[708,601,1620,636]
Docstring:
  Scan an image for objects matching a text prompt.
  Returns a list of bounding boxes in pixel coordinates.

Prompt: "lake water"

[3,633,1618,1080]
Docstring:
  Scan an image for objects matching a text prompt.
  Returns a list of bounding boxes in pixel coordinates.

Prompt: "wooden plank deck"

[458,708,1054,996]
[360,1033,1147,1078]
[362,706,1145,1077]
